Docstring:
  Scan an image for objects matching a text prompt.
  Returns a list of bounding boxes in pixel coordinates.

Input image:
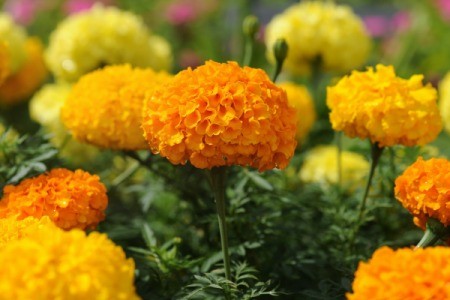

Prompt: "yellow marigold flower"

[395,157,450,230]
[0,13,27,74]
[46,5,172,82]
[0,222,139,300]
[0,41,10,85]
[348,246,450,300]
[327,64,442,147]
[142,60,297,171]
[61,64,172,150]
[30,83,99,164]
[278,82,316,142]
[299,145,369,189]
[0,168,108,230]
[439,72,450,135]
[0,38,48,105]
[0,216,52,248]
[265,1,371,75]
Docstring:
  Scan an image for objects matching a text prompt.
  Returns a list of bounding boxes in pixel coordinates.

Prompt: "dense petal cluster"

[142,60,297,171]
[61,64,172,150]
[299,145,369,189]
[348,246,450,300]
[265,1,370,75]
[46,5,172,82]
[0,38,48,105]
[0,222,139,300]
[0,168,108,230]
[0,13,27,73]
[0,216,52,248]
[278,82,316,142]
[395,157,450,229]
[30,83,99,164]
[439,72,450,134]
[327,65,442,147]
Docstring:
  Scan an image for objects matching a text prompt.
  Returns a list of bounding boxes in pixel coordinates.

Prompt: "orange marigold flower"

[0,216,52,248]
[0,222,140,299]
[327,64,442,147]
[61,64,172,150]
[142,60,297,171]
[394,157,450,229]
[0,37,48,105]
[278,82,316,142]
[348,246,450,300]
[0,168,108,230]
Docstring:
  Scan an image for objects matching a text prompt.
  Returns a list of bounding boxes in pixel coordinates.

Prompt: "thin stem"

[271,62,283,83]
[415,228,439,249]
[207,167,231,281]
[242,39,253,67]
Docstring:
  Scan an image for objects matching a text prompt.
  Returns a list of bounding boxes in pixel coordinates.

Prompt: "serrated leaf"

[142,222,157,248]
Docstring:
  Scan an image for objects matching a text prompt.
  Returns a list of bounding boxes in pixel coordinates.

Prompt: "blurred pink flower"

[363,15,389,37]
[4,0,47,25]
[164,0,217,26]
[64,0,115,15]
[392,11,410,32]
[435,0,450,20]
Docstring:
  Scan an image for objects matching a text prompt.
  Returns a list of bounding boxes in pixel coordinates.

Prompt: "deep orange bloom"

[0,38,48,105]
[348,246,450,299]
[0,168,108,230]
[395,157,450,229]
[142,60,297,171]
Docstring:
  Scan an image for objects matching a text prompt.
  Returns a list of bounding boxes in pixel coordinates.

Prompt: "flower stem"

[415,228,440,249]
[207,167,231,281]
[271,38,288,82]
[415,218,450,249]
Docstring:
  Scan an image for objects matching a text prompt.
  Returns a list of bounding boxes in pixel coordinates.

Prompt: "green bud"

[273,38,288,64]
[243,15,260,39]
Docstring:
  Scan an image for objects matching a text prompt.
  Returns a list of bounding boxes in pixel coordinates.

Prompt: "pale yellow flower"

[0,13,27,74]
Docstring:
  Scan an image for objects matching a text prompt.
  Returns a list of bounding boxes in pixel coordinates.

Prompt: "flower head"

[0,168,108,230]
[45,5,172,82]
[395,157,450,229]
[348,246,450,300]
[299,145,369,189]
[142,60,297,171]
[61,64,172,150]
[0,216,52,248]
[0,13,27,73]
[0,37,48,105]
[278,82,316,141]
[0,221,139,300]
[30,83,99,164]
[327,64,442,147]
[265,1,371,75]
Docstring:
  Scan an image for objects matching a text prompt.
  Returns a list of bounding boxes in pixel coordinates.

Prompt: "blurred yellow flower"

[439,72,450,135]
[0,221,140,300]
[0,216,52,248]
[278,82,316,142]
[29,83,99,164]
[0,168,108,230]
[142,60,297,171]
[0,38,48,105]
[0,13,27,74]
[0,42,10,84]
[61,64,172,150]
[348,246,450,300]
[265,1,371,75]
[299,145,369,189]
[327,65,442,147]
[46,5,172,82]
[395,157,450,230]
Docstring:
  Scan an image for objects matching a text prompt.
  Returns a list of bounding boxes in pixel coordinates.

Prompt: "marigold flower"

[0,37,48,105]
[0,216,52,248]
[395,157,450,229]
[348,246,450,300]
[0,222,140,300]
[45,5,172,82]
[278,82,316,142]
[299,145,369,189]
[0,168,108,230]
[30,83,99,164]
[327,64,442,147]
[0,13,27,74]
[439,72,450,135]
[265,1,371,75]
[61,64,172,150]
[142,60,297,171]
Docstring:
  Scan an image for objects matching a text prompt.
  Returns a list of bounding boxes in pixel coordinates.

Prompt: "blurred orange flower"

[0,168,108,230]
[327,64,442,147]
[142,60,297,171]
[348,246,450,299]
[395,157,450,229]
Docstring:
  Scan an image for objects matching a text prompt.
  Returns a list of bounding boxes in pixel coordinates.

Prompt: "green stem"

[356,142,384,224]
[207,167,231,281]
[242,39,253,67]
[415,228,440,249]
[416,218,450,248]
[271,62,283,82]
